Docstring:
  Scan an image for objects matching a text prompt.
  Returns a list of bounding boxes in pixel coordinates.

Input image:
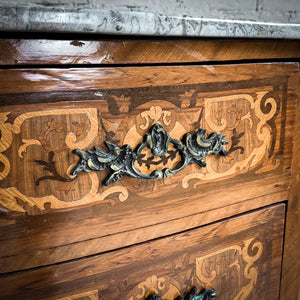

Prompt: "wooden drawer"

[0,203,285,299]
[0,63,298,273]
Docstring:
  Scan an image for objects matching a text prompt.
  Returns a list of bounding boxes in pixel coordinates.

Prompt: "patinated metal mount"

[71,123,227,186]
[146,286,217,300]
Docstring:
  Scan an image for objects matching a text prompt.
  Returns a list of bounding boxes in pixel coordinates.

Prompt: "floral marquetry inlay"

[0,108,128,214]
[139,105,172,130]
[182,91,279,187]
[126,238,264,300]
[196,238,263,300]
[128,275,181,300]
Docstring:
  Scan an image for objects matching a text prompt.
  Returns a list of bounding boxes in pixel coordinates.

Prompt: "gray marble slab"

[1,4,300,38]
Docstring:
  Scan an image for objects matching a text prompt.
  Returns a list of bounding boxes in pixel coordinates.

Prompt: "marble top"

[1,4,300,39]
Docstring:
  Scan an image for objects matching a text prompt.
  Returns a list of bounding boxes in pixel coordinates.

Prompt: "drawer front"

[0,63,297,272]
[0,204,285,299]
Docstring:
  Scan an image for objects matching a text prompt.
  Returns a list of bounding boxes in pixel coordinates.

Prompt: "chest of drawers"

[0,38,299,300]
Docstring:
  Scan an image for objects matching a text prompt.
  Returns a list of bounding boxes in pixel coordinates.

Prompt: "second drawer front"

[0,203,285,300]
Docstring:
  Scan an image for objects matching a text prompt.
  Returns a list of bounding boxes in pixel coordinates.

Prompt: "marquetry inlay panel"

[0,73,291,214]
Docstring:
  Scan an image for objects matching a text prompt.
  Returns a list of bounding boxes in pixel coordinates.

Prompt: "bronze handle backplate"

[71,123,227,186]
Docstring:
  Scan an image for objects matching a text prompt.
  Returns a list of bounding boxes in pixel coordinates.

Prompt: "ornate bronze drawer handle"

[146,286,217,300]
[71,123,227,186]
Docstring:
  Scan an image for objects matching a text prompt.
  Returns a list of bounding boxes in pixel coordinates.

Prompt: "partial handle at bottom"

[146,286,217,300]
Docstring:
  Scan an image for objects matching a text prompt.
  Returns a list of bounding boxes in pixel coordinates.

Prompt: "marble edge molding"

[1,5,300,38]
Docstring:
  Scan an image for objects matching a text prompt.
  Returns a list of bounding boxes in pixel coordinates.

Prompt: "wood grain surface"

[0,39,300,65]
[0,62,297,275]
[0,190,290,274]
[0,63,298,96]
[280,72,300,300]
[0,204,285,300]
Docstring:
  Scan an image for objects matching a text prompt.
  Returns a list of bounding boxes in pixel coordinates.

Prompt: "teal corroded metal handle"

[71,123,227,186]
[145,286,217,300]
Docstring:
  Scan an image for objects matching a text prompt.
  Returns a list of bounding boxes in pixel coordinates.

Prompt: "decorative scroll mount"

[146,286,217,300]
[71,123,227,186]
